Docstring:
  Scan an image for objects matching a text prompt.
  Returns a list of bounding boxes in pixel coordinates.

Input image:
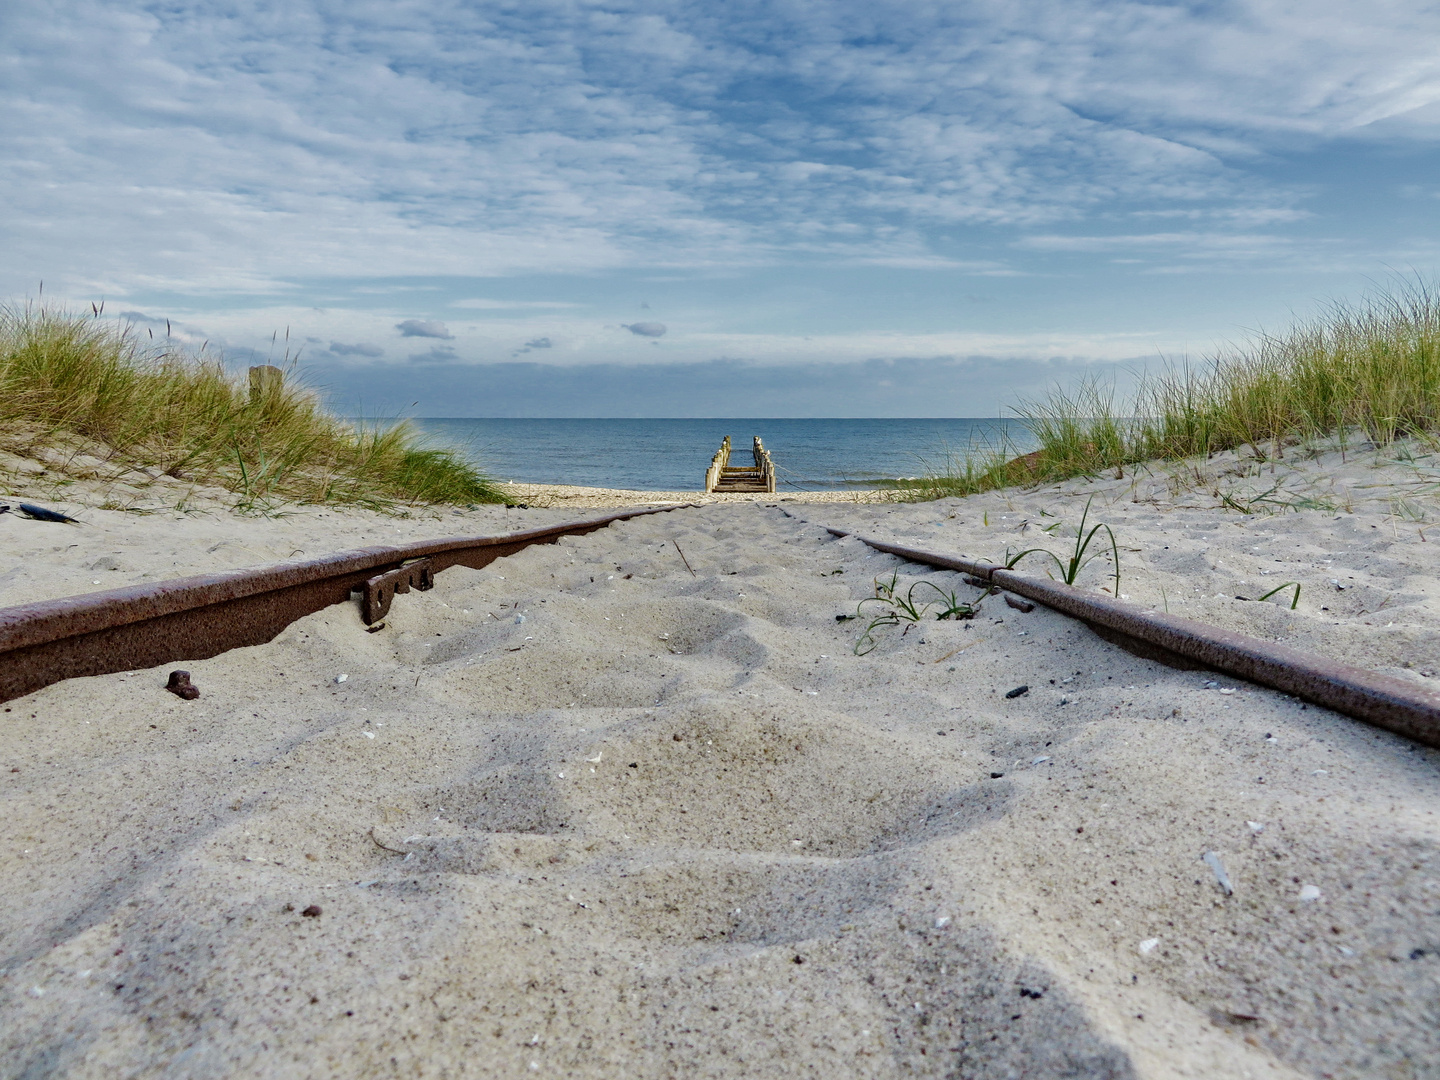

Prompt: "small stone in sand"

[164,670,199,700]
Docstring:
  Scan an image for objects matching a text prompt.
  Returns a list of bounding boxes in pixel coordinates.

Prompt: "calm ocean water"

[408,418,1036,491]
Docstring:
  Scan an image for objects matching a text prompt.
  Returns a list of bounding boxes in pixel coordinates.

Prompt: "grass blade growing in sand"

[1256,582,1301,609]
[853,573,986,655]
[1003,494,1121,594]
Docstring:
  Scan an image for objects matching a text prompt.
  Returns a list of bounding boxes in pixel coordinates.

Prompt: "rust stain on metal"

[827,527,1440,749]
[0,505,692,704]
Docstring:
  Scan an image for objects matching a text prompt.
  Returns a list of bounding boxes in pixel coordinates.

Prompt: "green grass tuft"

[0,303,502,510]
[919,282,1440,497]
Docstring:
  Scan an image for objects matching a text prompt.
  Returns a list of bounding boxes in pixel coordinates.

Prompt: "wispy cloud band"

[3,0,1438,299]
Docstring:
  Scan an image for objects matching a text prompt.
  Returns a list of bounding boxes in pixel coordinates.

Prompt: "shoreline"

[493,481,895,507]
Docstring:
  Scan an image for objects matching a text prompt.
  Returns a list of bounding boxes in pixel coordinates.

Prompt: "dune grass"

[0,303,502,510]
[918,283,1440,497]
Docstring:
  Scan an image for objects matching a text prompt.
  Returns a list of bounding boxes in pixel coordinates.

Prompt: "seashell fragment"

[1203,851,1234,895]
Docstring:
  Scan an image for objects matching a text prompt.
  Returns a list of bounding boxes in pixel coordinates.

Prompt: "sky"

[4,0,1440,417]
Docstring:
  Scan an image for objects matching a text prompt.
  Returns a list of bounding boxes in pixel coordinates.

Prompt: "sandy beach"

[493,482,892,509]
[3,437,1440,1078]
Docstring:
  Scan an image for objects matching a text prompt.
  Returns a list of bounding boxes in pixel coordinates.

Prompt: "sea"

[407,418,1036,492]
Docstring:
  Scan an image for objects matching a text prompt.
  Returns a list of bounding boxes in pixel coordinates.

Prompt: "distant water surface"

[407,418,1036,491]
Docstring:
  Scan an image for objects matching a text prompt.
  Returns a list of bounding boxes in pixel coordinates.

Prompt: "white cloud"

[3,0,1439,305]
[1017,232,1295,255]
[103,298,1185,373]
[452,299,580,310]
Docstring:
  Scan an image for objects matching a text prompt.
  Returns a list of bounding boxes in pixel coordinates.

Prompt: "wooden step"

[705,434,775,493]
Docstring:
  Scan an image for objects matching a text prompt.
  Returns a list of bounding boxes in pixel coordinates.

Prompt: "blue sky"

[4,0,1440,416]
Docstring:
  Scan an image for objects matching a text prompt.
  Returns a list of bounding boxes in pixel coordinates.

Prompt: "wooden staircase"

[705,436,776,493]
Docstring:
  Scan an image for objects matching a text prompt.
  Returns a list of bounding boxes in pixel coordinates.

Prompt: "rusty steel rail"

[827,528,1440,749]
[0,505,693,704]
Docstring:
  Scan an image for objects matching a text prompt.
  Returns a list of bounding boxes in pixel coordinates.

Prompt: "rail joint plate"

[363,558,436,624]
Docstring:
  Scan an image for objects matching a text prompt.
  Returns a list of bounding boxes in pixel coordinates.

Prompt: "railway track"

[0,505,691,704]
[1,501,1436,751]
[825,527,1440,750]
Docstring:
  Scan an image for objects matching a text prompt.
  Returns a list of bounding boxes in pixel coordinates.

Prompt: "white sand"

[3,438,1440,1077]
[493,481,892,508]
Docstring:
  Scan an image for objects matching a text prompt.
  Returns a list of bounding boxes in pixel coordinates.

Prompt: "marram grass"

[916,284,1440,498]
[0,304,502,510]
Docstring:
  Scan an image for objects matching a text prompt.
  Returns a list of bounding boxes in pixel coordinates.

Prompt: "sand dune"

[2,439,1439,1077]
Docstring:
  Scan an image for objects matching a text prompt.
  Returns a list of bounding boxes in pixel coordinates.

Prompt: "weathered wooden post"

[753,436,776,492]
[248,365,284,405]
[705,435,732,492]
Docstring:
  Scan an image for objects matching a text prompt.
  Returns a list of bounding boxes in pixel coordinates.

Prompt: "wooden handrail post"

[752,436,775,493]
[705,435,733,493]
